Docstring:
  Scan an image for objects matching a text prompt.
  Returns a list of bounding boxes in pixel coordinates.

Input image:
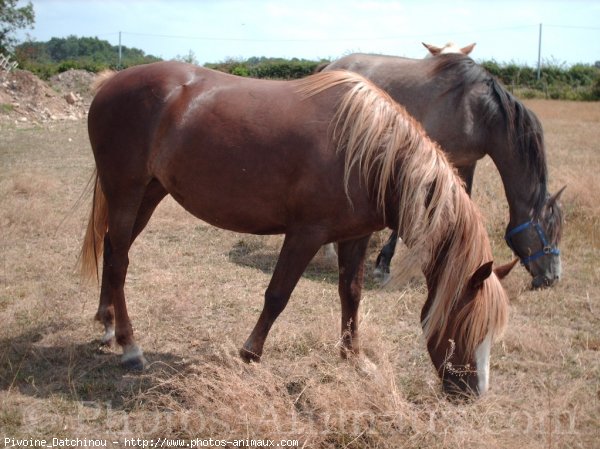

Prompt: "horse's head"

[422,261,511,397]
[505,186,566,289]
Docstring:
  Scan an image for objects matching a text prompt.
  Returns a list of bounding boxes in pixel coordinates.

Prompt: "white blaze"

[475,334,492,394]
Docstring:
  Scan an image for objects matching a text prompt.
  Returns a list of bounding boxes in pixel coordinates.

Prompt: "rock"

[64,92,77,105]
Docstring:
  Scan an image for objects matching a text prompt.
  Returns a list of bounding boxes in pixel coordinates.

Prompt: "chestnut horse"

[81,62,510,395]
[320,53,564,288]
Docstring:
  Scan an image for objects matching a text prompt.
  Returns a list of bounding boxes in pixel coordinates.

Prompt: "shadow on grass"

[0,324,198,410]
[227,240,382,289]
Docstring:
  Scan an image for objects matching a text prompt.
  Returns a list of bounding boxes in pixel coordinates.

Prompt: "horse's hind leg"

[96,180,167,347]
[337,235,370,358]
[240,230,324,362]
[96,179,167,368]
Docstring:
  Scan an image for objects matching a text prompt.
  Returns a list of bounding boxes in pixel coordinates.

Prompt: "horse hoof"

[100,327,115,347]
[99,338,114,348]
[239,347,261,363]
[121,344,147,371]
[373,268,391,284]
[122,356,147,371]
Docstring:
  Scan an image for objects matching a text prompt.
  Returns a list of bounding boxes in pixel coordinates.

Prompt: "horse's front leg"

[240,230,324,362]
[374,231,398,281]
[337,235,371,358]
[456,164,476,196]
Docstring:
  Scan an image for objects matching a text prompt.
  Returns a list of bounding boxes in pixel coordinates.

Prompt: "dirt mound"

[1,69,94,125]
[49,69,96,100]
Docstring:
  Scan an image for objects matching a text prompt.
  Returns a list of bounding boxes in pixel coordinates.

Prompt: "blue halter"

[505,221,560,265]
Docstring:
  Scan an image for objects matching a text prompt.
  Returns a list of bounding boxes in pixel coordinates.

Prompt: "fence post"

[118,31,122,69]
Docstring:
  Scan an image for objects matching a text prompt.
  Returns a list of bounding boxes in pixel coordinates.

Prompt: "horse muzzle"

[531,273,560,289]
[442,376,480,400]
[529,252,562,289]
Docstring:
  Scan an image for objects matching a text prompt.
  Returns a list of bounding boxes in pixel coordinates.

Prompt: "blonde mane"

[297,71,509,357]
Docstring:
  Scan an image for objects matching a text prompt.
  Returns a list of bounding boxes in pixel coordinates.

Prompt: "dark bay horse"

[320,53,564,288]
[81,62,511,395]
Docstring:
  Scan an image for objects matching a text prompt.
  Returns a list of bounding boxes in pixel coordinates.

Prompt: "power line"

[545,24,600,30]
[119,25,546,44]
[94,32,120,38]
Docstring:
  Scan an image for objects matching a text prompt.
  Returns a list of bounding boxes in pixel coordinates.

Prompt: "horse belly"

[157,158,291,234]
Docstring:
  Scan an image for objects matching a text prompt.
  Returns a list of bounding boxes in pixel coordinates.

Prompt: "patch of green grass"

[1,103,15,114]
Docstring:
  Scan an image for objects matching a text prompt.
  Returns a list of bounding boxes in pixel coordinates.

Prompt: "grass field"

[1,100,598,448]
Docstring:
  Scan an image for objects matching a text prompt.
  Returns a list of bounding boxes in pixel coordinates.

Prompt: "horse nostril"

[531,276,545,289]
[531,275,557,289]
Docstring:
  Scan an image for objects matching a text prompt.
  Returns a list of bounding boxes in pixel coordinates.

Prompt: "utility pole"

[537,23,542,80]
[118,31,122,69]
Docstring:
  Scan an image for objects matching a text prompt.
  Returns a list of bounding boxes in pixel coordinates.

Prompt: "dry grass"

[1,100,598,448]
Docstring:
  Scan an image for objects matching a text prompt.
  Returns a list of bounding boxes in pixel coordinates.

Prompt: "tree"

[0,0,34,54]
[173,49,199,65]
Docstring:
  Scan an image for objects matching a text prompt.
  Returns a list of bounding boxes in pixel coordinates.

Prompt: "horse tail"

[78,71,117,282]
[91,70,117,95]
[79,171,108,283]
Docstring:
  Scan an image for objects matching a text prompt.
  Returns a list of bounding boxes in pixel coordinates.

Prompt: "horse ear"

[548,185,567,207]
[494,258,519,280]
[422,42,442,56]
[460,43,476,55]
[469,261,494,290]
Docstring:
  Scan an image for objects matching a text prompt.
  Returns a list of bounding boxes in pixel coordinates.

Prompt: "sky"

[15,0,600,66]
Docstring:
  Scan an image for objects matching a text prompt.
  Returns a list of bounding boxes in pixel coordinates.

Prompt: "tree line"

[10,35,600,101]
[14,35,161,79]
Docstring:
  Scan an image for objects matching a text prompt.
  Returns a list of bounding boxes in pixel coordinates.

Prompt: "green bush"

[589,75,600,100]
[206,57,325,80]
[17,61,57,80]
[57,59,106,74]
[231,65,249,77]
[480,59,599,101]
